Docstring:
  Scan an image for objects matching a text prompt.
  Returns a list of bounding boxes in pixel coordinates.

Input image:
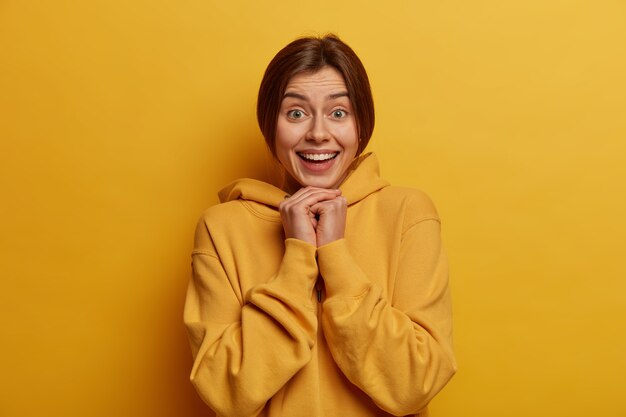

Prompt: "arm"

[184,216,319,417]
[317,218,457,416]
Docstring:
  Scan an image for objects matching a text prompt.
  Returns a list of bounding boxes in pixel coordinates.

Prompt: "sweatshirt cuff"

[248,238,319,305]
[278,238,319,284]
[316,239,371,299]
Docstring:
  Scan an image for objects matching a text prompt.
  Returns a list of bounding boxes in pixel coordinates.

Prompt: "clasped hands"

[278,187,347,247]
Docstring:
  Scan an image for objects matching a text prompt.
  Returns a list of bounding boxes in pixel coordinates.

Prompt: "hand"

[311,195,347,247]
[278,187,343,247]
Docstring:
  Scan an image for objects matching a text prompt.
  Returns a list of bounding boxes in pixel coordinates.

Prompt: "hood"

[218,153,389,210]
[338,152,389,205]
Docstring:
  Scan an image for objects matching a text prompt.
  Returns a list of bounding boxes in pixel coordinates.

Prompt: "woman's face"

[275,66,359,190]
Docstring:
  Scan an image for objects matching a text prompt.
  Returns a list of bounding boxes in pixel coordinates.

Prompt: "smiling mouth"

[297,152,339,163]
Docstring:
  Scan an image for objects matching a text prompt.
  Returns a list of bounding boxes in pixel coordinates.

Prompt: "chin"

[287,173,336,190]
[299,175,341,189]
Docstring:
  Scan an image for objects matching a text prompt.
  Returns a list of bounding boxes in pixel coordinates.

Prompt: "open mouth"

[297,152,339,163]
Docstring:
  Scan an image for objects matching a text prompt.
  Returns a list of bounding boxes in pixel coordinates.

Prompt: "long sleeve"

[184,215,319,417]
[317,218,456,416]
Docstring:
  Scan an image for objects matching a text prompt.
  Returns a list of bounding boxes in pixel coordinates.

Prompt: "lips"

[297,152,339,162]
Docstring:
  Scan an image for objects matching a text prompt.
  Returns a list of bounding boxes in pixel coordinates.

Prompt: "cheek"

[276,119,305,144]
[336,124,359,152]
[274,122,292,155]
[274,147,292,176]
[274,129,297,168]
[274,140,291,167]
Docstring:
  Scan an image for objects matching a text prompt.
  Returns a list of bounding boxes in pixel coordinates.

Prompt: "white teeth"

[299,152,338,161]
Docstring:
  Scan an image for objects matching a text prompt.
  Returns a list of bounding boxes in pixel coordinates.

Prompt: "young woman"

[184,34,456,417]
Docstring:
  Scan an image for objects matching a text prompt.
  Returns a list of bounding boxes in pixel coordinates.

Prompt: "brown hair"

[257,34,375,156]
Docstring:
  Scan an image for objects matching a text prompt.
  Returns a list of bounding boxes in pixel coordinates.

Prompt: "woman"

[184,34,456,417]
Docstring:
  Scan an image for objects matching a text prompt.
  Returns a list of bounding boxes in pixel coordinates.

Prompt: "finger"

[310,196,347,213]
[310,211,318,229]
[283,189,342,209]
[286,186,341,203]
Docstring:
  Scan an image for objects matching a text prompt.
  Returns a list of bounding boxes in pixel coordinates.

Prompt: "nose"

[305,115,331,143]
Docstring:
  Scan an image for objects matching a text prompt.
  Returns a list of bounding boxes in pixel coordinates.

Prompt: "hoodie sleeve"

[184,214,319,417]
[317,213,456,415]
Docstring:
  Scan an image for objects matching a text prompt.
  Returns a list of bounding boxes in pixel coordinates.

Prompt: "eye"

[287,109,305,119]
[331,109,347,119]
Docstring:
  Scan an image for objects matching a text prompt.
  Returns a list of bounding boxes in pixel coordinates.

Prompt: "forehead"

[285,66,347,92]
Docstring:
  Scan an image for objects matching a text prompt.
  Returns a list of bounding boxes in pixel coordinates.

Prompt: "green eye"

[332,110,347,119]
[288,110,304,119]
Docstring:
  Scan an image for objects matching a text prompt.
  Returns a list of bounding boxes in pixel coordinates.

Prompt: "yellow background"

[1,1,625,416]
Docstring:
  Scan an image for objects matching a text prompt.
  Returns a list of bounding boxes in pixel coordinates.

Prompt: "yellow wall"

[1,1,625,416]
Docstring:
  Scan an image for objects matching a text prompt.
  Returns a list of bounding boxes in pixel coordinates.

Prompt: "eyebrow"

[282,92,349,101]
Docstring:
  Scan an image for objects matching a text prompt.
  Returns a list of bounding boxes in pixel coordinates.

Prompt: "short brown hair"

[257,34,375,156]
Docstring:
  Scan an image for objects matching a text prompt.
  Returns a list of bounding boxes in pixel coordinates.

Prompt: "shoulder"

[375,186,441,227]
[192,201,249,252]
[196,201,242,229]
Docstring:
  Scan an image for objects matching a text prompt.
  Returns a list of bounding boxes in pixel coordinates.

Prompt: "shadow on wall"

[147,252,213,416]
[165,124,271,416]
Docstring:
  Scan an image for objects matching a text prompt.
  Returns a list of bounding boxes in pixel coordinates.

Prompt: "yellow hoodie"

[184,153,456,417]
